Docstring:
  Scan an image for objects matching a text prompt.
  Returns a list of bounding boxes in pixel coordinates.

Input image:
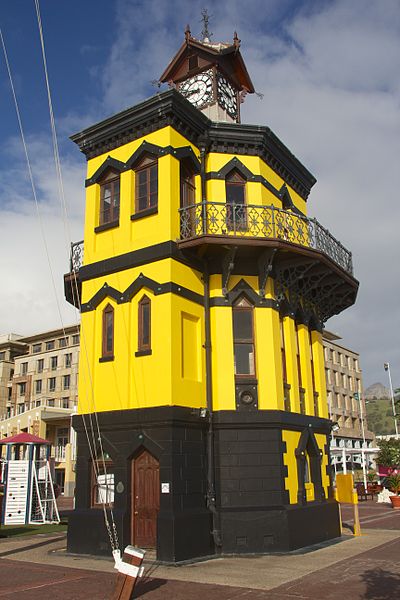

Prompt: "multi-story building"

[323,330,374,472]
[64,27,358,560]
[0,325,80,496]
[0,334,26,418]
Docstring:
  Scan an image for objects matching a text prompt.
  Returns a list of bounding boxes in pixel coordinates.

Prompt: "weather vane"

[200,8,213,42]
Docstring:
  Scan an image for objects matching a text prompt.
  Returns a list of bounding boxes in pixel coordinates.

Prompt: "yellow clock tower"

[65,26,358,561]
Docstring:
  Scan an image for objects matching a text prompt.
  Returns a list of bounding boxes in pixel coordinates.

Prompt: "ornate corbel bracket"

[258,248,277,297]
[222,246,237,297]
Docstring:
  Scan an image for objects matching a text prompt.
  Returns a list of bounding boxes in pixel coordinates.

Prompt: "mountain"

[364,382,390,399]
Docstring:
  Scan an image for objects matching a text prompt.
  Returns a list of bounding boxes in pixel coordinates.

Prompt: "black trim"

[78,240,203,281]
[130,206,158,221]
[205,158,305,215]
[85,141,201,187]
[94,220,119,233]
[81,273,204,312]
[99,355,114,363]
[135,349,152,357]
[72,89,315,200]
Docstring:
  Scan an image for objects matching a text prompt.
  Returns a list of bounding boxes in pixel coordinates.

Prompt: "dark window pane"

[233,310,252,340]
[142,304,150,346]
[105,312,113,353]
[226,183,245,205]
[234,343,254,375]
[138,196,147,211]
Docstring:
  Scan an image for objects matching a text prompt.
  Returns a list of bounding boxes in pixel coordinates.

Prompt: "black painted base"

[67,406,340,562]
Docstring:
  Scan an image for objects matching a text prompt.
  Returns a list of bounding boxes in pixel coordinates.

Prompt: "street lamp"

[384,362,399,438]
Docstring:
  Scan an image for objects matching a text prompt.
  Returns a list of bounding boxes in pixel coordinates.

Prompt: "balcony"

[65,203,358,322]
[179,202,353,275]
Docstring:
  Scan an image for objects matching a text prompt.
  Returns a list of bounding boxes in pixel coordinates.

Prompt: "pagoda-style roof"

[159,29,255,93]
[0,432,50,445]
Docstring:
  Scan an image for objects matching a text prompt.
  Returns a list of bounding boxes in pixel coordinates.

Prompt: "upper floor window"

[48,377,56,392]
[137,295,151,355]
[225,169,246,230]
[99,170,120,226]
[135,156,158,213]
[101,304,114,360]
[21,362,28,375]
[180,163,196,208]
[37,358,44,373]
[232,297,255,378]
[19,382,26,396]
[58,337,68,348]
[65,353,72,368]
[72,334,80,345]
[51,356,58,370]
[0,351,5,361]
[32,343,42,353]
[46,340,55,351]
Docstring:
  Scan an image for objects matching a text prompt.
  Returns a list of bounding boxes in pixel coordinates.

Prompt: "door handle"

[134,511,138,515]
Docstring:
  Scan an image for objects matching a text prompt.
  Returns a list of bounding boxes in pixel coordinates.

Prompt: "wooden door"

[131,450,159,548]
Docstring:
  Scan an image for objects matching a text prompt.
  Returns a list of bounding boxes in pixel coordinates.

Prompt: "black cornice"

[71,89,316,200]
[70,89,209,159]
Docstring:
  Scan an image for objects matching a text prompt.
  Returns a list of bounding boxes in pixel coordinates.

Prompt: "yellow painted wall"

[297,323,315,415]
[311,330,328,418]
[210,306,235,410]
[255,307,284,410]
[283,317,300,413]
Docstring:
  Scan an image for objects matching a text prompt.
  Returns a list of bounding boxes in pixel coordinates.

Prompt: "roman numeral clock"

[160,28,255,123]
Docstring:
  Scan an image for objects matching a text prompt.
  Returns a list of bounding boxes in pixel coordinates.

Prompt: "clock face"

[217,75,238,119]
[179,71,213,108]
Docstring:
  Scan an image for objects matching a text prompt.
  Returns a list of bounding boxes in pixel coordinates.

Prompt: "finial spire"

[233,31,241,49]
[185,24,191,42]
[200,8,212,42]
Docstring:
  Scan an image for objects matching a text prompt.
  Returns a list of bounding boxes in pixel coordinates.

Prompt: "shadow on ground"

[362,568,400,600]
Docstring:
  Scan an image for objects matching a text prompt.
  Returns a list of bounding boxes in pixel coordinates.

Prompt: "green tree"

[376,439,400,467]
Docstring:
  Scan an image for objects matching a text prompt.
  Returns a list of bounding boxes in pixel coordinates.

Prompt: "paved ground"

[0,500,398,599]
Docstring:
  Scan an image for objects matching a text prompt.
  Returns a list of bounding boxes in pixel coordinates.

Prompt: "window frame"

[232,297,256,380]
[136,295,152,356]
[134,156,158,216]
[98,170,120,228]
[100,304,115,361]
[225,169,247,232]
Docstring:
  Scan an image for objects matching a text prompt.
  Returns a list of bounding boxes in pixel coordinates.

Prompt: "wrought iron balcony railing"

[179,202,353,275]
[70,240,84,272]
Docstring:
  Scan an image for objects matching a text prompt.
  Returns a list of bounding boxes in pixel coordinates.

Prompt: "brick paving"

[0,500,398,599]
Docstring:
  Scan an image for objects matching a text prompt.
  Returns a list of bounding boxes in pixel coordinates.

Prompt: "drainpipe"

[204,261,222,548]
[200,145,207,234]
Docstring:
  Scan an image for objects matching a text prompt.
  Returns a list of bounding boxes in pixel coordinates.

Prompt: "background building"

[323,330,374,473]
[0,334,25,418]
[0,325,79,497]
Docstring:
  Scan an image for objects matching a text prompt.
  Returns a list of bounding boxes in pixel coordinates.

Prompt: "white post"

[342,447,347,474]
[384,363,399,438]
[359,394,368,489]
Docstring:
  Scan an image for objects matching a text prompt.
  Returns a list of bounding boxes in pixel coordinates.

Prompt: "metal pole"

[358,394,367,489]
[384,363,399,438]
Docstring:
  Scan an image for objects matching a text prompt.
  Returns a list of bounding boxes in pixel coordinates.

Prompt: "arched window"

[226,169,246,231]
[180,162,196,208]
[137,295,151,355]
[102,304,114,360]
[232,297,255,378]
[91,452,114,508]
[99,170,120,226]
[135,156,158,214]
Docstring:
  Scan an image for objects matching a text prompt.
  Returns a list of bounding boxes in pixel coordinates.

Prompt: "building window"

[101,304,114,359]
[17,404,24,414]
[62,397,70,409]
[21,362,28,375]
[46,340,55,351]
[232,297,255,378]
[65,353,72,368]
[180,163,196,208]
[59,337,68,348]
[47,399,55,407]
[135,156,158,213]
[72,334,80,345]
[37,359,44,373]
[91,453,114,508]
[63,375,70,390]
[35,380,42,394]
[137,295,151,354]
[32,343,42,353]
[99,170,120,225]
[226,169,246,231]
[48,377,56,392]
[18,382,26,396]
[0,351,5,361]
[51,356,58,370]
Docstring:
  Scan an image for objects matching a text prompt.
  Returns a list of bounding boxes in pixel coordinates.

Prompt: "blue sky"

[0,0,399,388]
